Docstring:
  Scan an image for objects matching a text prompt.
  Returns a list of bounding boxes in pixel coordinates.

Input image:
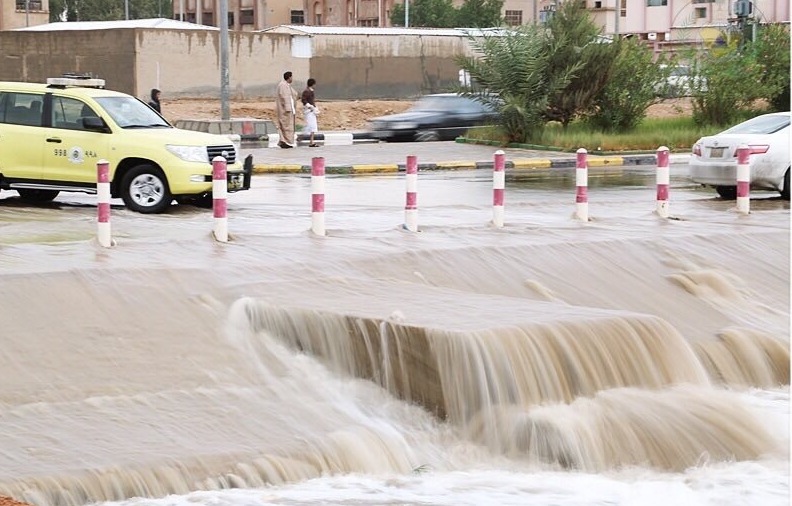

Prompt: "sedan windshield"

[723,114,790,135]
[95,96,170,128]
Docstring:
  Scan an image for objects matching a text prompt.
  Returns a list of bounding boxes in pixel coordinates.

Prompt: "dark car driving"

[368,93,498,142]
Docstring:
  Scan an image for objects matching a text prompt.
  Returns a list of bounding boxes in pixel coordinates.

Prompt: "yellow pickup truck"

[0,77,251,213]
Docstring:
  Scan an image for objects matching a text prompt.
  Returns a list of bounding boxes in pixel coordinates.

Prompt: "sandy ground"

[0,498,31,506]
[161,97,694,131]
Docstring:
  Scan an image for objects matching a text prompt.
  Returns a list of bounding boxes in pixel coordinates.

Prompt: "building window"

[202,12,214,25]
[594,1,602,8]
[695,7,706,17]
[315,13,322,24]
[240,9,254,25]
[504,10,522,26]
[358,18,378,26]
[693,0,715,3]
[291,10,305,24]
[647,0,667,5]
[620,0,626,17]
[16,0,43,10]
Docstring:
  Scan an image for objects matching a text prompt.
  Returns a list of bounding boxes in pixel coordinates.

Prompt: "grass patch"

[465,116,721,153]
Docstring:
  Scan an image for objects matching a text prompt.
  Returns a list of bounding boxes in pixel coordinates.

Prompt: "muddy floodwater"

[0,169,788,506]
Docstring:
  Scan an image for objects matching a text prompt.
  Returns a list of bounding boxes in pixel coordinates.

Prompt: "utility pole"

[25,0,29,27]
[179,0,185,21]
[219,0,231,120]
[405,0,409,27]
[613,0,619,37]
[125,0,130,20]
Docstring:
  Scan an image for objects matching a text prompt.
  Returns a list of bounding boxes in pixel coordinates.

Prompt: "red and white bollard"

[656,146,670,218]
[736,145,750,215]
[492,150,505,228]
[404,155,418,232]
[96,159,112,248]
[312,157,326,236]
[212,156,228,242]
[575,148,589,222]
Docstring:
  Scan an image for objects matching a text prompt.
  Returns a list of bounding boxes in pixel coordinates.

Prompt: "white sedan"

[689,112,790,200]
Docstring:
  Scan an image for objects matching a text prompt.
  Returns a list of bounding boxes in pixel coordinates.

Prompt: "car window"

[412,96,451,112]
[723,114,790,135]
[412,95,490,113]
[94,96,169,128]
[454,97,490,113]
[0,92,44,127]
[51,96,98,131]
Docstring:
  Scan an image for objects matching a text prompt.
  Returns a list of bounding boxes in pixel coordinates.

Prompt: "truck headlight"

[166,145,209,163]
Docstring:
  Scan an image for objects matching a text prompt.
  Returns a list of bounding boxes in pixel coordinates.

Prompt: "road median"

[251,154,683,174]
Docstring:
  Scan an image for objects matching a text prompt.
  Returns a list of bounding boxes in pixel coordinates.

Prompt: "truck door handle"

[46,137,62,143]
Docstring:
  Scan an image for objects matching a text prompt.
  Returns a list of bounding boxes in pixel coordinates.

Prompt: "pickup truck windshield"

[94,96,170,129]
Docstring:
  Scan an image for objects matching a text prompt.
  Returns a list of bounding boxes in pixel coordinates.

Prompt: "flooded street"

[0,168,789,506]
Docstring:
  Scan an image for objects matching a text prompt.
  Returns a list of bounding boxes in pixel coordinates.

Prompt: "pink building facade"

[173,0,789,41]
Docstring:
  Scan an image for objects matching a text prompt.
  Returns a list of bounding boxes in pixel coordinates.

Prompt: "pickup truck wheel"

[715,186,737,200]
[17,189,59,202]
[121,164,172,214]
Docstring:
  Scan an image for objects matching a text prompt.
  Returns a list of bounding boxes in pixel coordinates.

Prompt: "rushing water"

[0,172,788,505]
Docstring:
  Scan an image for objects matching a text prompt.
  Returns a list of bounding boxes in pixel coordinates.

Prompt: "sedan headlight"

[166,145,209,163]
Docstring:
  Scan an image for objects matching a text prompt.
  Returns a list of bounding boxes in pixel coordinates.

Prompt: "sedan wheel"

[781,168,790,201]
[121,164,172,214]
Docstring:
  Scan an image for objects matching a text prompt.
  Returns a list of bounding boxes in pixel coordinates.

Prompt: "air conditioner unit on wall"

[647,32,657,40]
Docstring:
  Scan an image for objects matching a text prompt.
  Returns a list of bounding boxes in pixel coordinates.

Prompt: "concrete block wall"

[0,30,136,92]
[134,29,305,100]
[0,28,471,100]
[309,33,472,99]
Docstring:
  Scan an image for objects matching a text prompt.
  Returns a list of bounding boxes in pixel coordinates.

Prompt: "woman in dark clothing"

[148,88,161,113]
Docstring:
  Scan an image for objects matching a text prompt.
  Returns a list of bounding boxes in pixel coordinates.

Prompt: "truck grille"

[207,145,237,165]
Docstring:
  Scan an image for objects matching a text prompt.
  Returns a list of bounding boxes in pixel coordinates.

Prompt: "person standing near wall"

[301,78,320,147]
[275,71,297,148]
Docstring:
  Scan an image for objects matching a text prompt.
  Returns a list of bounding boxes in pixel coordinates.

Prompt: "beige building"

[172,0,396,29]
[0,0,50,30]
[179,0,790,43]
[173,0,282,29]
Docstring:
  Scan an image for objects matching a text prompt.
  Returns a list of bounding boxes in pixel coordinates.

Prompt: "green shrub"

[457,25,576,143]
[690,42,773,126]
[750,24,790,112]
[587,38,668,132]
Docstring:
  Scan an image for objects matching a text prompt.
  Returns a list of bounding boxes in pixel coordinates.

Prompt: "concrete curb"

[252,153,689,174]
